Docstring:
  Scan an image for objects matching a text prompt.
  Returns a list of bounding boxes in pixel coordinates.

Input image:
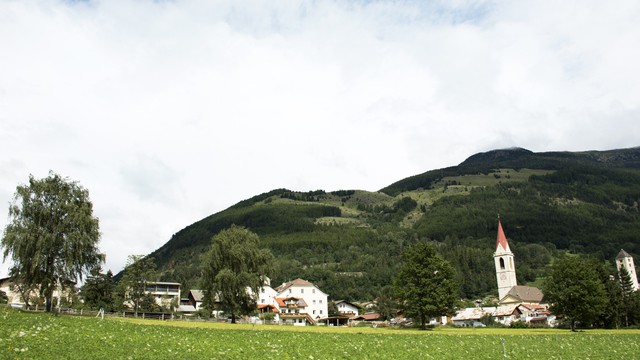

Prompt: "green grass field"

[1,307,639,359]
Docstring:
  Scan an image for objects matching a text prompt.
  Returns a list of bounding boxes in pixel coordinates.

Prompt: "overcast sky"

[1,0,639,278]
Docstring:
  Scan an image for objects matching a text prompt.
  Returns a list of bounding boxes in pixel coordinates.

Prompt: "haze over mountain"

[142,146,640,301]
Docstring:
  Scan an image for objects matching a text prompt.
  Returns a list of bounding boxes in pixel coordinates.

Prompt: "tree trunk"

[231,313,236,324]
[45,290,53,313]
[571,320,576,332]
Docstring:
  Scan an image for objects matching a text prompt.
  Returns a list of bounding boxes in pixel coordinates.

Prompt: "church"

[493,219,544,305]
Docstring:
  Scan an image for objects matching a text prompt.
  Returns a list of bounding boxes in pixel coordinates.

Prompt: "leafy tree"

[394,242,458,329]
[601,272,624,328]
[80,266,115,311]
[374,285,399,321]
[619,267,636,327]
[1,172,103,312]
[118,255,157,317]
[543,255,607,331]
[200,226,274,323]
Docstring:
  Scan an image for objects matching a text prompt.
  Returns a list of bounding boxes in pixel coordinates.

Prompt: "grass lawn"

[1,307,639,359]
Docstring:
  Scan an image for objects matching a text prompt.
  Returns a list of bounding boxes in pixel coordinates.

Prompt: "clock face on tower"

[500,273,506,280]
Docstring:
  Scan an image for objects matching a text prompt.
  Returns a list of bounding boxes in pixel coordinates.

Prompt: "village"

[3,220,638,329]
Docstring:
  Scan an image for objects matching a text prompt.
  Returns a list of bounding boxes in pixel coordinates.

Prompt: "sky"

[1,0,639,278]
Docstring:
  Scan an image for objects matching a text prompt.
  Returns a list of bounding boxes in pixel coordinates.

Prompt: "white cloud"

[1,0,639,277]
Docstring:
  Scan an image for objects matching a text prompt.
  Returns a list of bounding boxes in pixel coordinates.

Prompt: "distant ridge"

[140,145,640,302]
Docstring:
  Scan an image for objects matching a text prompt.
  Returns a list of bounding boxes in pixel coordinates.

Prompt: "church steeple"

[496,218,511,253]
[616,249,639,292]
[494,218,517,300]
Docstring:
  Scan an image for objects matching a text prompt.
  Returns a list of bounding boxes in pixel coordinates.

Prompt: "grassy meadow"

[2,307,640,359]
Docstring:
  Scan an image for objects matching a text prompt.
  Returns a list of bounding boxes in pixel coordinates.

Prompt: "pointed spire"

[496,218,511,252]
[617,249,632,260]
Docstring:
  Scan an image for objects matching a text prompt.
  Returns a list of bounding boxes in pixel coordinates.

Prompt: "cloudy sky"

[1,0,639,278]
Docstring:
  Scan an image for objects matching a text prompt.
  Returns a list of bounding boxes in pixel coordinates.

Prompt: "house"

[276,297,314,325]
[351,312,381,322]
[274,278,328,324]
[0,276,26,307]
[0,276,75,309]
[334,300,359,316]
[143,281,181,310]
[491,305,521,326]
[452,307,495,327]
[359,301,376,311]
[518,304,555,326]
[187,289,205,310]
[498,286,544,306]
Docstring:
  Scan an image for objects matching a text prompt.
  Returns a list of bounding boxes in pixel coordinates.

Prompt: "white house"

[0,276,26,307]
[334,300,359,316]
[274,278,328,324]
[491,305,521,326]
[143,281,181,310]
[452,307,495,327]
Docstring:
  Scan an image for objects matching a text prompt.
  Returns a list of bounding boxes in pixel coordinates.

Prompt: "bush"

[509,320,529,328]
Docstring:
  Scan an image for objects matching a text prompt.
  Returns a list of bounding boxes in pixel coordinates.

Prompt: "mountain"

[143,147,640,302]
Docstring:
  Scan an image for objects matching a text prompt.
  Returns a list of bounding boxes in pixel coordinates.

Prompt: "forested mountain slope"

[145,147,640,302]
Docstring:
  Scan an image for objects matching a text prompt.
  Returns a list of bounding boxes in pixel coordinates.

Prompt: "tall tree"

[200,226,274,323]
[118,255,157,317]
[543,255,607,331]
[619,267,636,327]
[1,172,103,312]
[80,266,115,311]
[394,242,458,329]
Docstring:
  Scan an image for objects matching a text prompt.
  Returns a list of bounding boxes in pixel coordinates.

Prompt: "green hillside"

[145,147,640,302]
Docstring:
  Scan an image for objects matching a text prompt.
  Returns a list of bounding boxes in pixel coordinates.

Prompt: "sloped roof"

[617,249,632,260]
[335,300,358,308]
[352,312,380,321]
[492,305,520,317]
[452,307,495,321]
[257,304,280,313]
[496,220,511,253]
[176,305,197,313]
[189,290,205,302]
[503,286,544,303]
[276,297,308,307]
[275,278,314,293]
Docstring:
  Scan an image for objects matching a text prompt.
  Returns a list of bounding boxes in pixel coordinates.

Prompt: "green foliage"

[0,289,7,304]
[4,307,640,358]
[140,147,640,303]
[200,226,274,323]
[543,255,607,331]
[1,171,103,312]
[394,242,458,329]
[118,255,157,316]
[80,267,116,311]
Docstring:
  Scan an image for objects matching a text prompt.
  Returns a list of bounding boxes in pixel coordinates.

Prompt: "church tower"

[494,219,518,300]
[616,249,639,292]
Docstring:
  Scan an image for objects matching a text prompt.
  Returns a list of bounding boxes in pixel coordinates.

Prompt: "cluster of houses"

[2,220,639,328]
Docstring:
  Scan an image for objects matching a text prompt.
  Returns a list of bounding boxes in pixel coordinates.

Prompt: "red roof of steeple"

[496,219,511,252]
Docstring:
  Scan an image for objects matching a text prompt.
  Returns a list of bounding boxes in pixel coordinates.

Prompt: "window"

[301,288,304,294]
[312,289,315,294]
[261,288,265,293]
[313,300,316,305]
[319,300,322,304]
[313,310,316,314]
[499,257,505,270]
[320,310,323,314]
[288,289,291,294]
[261,299,265,303]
